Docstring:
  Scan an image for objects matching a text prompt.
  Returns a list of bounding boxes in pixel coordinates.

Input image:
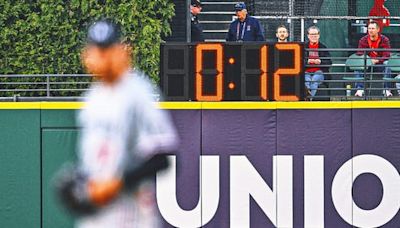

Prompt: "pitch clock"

[160,42,304,101]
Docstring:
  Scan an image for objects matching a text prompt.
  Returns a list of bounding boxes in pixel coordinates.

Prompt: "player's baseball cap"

[87,19,121,48]
[191,0,202,7]
[234,2,246,11]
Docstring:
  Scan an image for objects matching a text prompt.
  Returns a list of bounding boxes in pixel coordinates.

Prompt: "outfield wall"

[0,102,399,228]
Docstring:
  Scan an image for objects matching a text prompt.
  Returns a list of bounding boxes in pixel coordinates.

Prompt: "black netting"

[251,0,400,46]
[251,0,400,17]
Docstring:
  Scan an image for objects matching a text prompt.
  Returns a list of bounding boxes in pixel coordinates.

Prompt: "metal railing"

[305,48,400,101]
[0,74,93,101]
[1,48,400,101]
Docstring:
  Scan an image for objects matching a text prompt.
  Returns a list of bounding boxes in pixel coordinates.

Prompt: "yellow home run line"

[0,101,399,109]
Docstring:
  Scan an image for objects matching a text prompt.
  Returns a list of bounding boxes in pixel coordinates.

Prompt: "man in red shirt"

[305,26,331,97]
[354,21,392,97]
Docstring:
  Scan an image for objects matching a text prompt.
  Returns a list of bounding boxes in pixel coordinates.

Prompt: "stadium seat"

[343,54,373,96]
[386,53,400,72]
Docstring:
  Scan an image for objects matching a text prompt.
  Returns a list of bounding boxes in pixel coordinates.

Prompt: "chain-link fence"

[252,0,400,17]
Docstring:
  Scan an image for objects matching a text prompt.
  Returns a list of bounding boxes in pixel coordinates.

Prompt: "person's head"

[276,25,289,42]
[368,21,380,39]
[234,2,247,22]
[82,19,131,85]
[307,25,320,44]
[190,0,202,15]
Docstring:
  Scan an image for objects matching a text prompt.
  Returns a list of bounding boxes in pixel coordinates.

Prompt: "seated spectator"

[226,2,265,42]
[354,20,393,97]
[304,26,331,97]
[276,25,289,42]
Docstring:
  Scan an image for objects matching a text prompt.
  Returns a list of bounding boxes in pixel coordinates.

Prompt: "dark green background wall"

[0,109,78,228]
[0,110,41,227]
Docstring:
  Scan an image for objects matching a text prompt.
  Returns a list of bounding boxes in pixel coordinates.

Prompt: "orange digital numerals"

[195,43,301,101]
[260,45,268,100]
[195,43,224,101]
[274,43,301,101]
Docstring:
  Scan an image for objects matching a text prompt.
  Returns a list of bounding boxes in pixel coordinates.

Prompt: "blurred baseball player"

[54,19,178,228]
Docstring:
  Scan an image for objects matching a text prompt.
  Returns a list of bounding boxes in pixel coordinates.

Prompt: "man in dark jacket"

[304,25,331,97]
[226,2,264,42]
[191,0,204,42]
[354,20,392,97]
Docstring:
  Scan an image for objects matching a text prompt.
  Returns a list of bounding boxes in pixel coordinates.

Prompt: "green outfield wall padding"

[42,129,78,228]
[41,110,78,128]
[0,110,41,228]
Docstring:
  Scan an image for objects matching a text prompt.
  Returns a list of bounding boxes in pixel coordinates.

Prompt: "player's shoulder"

[122,70,158,102]
[125,70,154,92]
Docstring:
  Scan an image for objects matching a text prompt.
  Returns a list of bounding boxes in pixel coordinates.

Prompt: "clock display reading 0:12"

[160,42,304,101]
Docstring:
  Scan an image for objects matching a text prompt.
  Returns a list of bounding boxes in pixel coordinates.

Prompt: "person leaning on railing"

[304,25,331,97]
[354,20,393,97]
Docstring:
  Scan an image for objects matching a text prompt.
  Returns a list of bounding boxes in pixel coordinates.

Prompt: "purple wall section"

[352,109,400,228]
[161,108,400,228]
[277,110,353,227]
[162,110,202,228]
[202,110,277,227]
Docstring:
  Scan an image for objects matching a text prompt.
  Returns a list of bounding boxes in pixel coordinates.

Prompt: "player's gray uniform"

[76,70,178,228]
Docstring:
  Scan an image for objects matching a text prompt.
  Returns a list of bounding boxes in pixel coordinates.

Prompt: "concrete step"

[201,11,236,15]
[195,0,240,42]
[203,29,229,33]
[201,20,233,24]
[204,29,228,35]
[201,0,240,1]
[202,1,240,4]
[198,13,234,21]
[201,2,237,12]
[202,22,231,30]
[205,39,226,42]
[203,31,228,40]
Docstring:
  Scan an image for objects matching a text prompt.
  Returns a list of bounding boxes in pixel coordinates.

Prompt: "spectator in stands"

[354,20,392,97]
[276,25,289,42]
[305,25,331,97]
[226,2,265,42]
[191,0,204,42]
